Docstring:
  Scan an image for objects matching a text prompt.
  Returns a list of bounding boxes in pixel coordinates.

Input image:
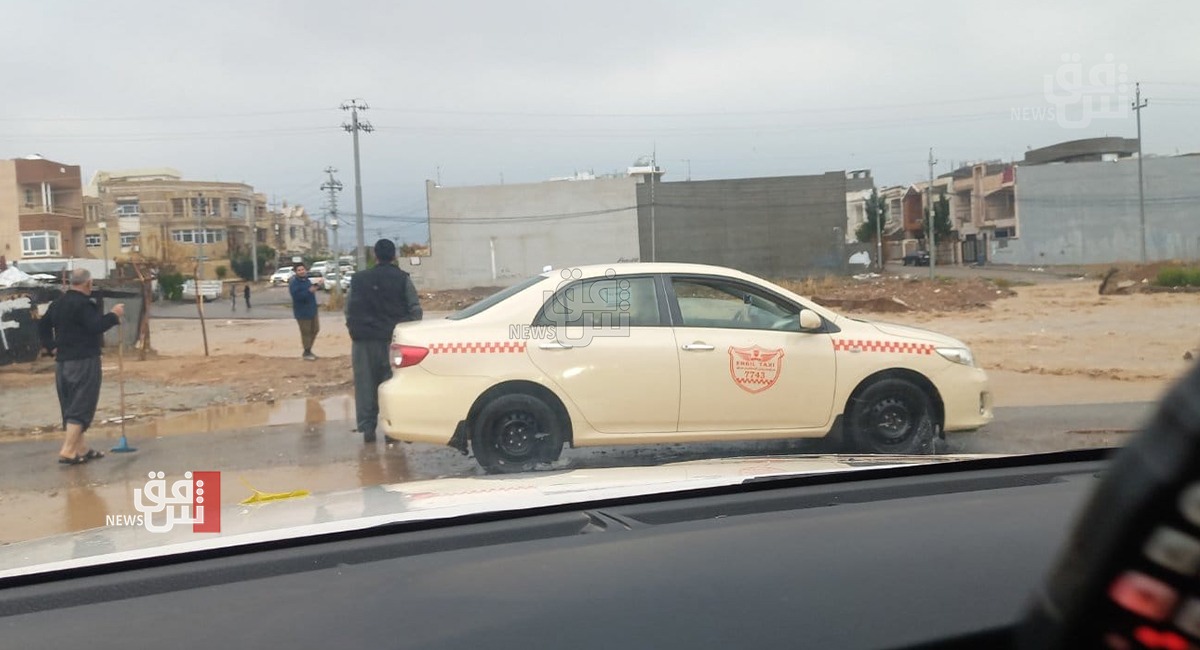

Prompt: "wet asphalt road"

[0,399,1156,544]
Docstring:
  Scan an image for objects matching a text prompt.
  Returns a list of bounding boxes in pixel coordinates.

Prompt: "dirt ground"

[1,271,1195,440]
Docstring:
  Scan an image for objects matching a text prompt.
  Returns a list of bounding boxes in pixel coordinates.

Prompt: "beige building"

[0,156,87,264]
[83,168,269,272]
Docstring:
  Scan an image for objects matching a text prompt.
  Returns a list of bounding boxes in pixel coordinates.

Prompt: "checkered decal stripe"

[832,339,935,355]
[428,341,528,354]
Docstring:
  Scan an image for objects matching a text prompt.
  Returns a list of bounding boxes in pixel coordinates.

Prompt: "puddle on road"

[121,394,354,438]
[0,444,455,546]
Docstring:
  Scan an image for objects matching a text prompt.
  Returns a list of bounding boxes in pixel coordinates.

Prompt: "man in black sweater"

[345,239,423,443]
[37,268,125,464]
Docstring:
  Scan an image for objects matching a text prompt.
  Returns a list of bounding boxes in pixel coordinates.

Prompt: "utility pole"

[1133,82,1149,263]
[927,148,937,280]
[341,99,373,271]
[321,167,343,299]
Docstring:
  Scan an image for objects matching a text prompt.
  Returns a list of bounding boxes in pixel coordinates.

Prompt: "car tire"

[847,378,936,455]
[471,393,564,474]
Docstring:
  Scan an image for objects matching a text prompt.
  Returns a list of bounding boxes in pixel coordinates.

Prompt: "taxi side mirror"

[799,309,822,331]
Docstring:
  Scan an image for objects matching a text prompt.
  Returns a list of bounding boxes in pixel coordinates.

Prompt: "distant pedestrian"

[289,263,322,360]
[230,283,237,312]
[345,239,423,442]
[37,268,125,465]
[244,284,251,310]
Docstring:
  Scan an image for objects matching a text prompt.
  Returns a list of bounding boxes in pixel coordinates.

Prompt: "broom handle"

[118,320,126,437]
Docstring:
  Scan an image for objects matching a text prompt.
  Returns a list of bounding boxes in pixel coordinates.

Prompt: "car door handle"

[538,342,574,350]
[681,342,715,351]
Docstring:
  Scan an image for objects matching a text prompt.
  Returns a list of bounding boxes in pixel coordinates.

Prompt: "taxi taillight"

[390,344,429,369]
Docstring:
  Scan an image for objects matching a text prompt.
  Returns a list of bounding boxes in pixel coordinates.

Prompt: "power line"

[0,108,336,123]
[370,93,1043,118]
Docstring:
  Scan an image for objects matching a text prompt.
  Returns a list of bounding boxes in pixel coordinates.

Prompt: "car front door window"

[673,278,799,331]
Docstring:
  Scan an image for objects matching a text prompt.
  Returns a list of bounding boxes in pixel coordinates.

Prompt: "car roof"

[547,262,762,282]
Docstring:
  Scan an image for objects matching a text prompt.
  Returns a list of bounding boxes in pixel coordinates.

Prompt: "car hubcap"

[496,411,537,458]
[870,397,912,442]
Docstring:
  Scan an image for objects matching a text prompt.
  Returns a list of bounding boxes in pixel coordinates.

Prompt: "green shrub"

[215,265,228,280]
[1155,267,1200,287]
[159,272,186,301]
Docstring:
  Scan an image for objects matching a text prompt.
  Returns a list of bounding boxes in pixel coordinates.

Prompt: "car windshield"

[0,1,1194,578]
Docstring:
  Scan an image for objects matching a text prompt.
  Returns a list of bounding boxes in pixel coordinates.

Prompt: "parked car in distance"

[903,251,931,267]
[270,266,295,286]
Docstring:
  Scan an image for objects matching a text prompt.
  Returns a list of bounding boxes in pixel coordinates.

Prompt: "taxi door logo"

[728,346,785,393]
[131,471,221,533]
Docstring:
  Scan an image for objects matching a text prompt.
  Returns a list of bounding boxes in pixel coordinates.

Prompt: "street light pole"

[875,194,883,272]
[99,220,109,279]
[195,192,204,279]
[250,199,259,282]
[927,148,937,280]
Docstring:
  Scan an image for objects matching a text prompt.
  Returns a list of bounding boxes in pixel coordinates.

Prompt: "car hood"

[859,320,968,347]
[0,454,993,579]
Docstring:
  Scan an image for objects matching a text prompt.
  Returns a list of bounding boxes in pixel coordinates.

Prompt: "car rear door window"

[535,276,661,328]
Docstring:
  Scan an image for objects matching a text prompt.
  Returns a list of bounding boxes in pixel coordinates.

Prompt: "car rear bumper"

[936,366,994,432]
[378,371,493,446]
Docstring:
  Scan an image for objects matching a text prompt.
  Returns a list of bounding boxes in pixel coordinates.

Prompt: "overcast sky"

[4,0,1199,245]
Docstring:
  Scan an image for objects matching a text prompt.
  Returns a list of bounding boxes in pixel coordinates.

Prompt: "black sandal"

[83,449,105,460]
[58,454,89,465]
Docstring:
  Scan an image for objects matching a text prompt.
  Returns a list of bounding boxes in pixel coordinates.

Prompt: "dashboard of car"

[0,450,1109,650]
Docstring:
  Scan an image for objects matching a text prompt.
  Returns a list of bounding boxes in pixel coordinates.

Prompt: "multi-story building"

[83,168,268,271]
[947,161,1015,264]
[0,155,86,264]
[267,203,328,264]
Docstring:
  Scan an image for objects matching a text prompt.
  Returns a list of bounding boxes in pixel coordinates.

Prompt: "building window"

[210,198,222,216]
[85,234,102,248]
[172,198,185,218]
[24,188,34,206]
[290,226,297,240]
[171,228,225,244]
[21,231,62,257]
[994,228,1015,239]
[120,232,138,247]
[231,200,248,219]
[115,200,140,216]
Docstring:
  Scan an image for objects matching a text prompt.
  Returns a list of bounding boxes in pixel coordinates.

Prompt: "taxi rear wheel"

[847,379,936,455]
[471,394,564,474]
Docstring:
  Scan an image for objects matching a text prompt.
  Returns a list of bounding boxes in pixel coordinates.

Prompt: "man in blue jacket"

[38,268,125,464]
[345,239,423,442]
[288,263,322,360]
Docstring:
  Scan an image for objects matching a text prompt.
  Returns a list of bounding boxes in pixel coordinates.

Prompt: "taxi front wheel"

[471,394,565,474]
[847,379,936,455]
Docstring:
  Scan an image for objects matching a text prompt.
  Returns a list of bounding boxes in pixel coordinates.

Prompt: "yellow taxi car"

[379,263,993,473]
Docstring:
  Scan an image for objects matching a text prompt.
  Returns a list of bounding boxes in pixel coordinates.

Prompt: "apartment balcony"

[18,203,83,219]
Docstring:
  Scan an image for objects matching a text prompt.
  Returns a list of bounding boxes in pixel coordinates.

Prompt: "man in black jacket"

[37,268,125,464]
[345,239,423,443]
